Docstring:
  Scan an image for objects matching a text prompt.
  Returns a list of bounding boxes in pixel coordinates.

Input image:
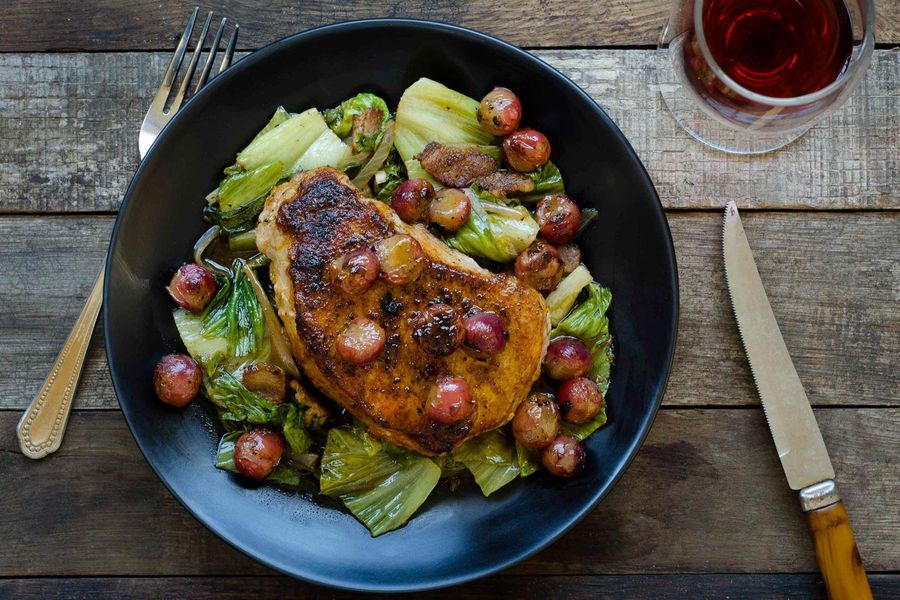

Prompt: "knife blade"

[723,202,872,600]
[722,201,833,489]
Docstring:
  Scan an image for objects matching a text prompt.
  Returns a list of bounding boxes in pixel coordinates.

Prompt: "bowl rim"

[104,17,680,592]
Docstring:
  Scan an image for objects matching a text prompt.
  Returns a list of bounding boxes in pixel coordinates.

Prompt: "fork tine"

[194,17,227,94]
[149,7,198,112]
[169,10,212,114]
[219,24,239,74]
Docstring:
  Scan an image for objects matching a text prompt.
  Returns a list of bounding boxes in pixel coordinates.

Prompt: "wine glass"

[658,0,875,154]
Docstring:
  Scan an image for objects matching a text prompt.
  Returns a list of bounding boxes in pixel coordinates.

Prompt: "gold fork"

[16,8,238,459]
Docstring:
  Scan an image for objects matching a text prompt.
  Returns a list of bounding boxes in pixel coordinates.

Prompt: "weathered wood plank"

[0,409,896,576]
[0,51,896,213]
[2,0,898,50]
[3,574,900,599]
[2,212,896,411]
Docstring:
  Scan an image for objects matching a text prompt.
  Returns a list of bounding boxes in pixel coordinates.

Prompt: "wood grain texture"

[3,574,900,599]
[2,212,896,411]
[805,501,873,600]
[2,0,898,50]
[0,408,896,576]
[0,50,896,213]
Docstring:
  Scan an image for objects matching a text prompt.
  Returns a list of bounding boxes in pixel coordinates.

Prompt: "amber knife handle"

[16,268,104,459]
[801,481,873,600]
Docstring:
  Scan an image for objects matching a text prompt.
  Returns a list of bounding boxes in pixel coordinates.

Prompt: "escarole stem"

[351,120,395,190]
[241,263,300,379]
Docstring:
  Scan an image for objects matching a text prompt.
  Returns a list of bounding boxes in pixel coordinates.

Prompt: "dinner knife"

[722,202,873,600]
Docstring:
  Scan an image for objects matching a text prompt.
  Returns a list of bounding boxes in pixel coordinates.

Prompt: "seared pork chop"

[256,167,549,455]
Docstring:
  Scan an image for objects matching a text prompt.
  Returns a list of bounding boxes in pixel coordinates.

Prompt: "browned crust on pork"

[256,167,549,455]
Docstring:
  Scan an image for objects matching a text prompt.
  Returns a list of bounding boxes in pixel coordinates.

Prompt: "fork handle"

[16,267,104,459]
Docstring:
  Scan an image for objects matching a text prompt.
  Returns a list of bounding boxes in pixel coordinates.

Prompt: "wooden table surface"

[1,2,898,598]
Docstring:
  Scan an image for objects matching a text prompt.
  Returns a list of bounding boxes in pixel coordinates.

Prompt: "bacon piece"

[415,142,498,188]
[472,171,536,197]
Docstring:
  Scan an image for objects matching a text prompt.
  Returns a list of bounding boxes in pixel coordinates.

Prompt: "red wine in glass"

[684,0,853,119]
[661,0,872,152]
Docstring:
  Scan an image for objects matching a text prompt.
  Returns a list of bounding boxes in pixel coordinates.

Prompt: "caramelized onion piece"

[242,362,287,404]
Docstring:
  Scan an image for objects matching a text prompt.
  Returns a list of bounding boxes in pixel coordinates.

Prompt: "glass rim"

[692,0,876,107]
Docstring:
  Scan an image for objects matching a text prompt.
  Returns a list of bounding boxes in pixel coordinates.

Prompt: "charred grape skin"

[512,393,561,449]
[167,263,217,312]
[429,188,471,232]
[535,195,581,246]
[558,243,582,275]
[233,429,285,481]
[476,87,523,136]
[153,353,202,407]
[544,337,592,380]
[426,375,475,425]
[557,377,604,424]
[502,128,551,172]
[336,317,386,365]
[463,312,507,355]
[326,248,380,295]
[391,178,435,224]
[374,234,425,285]
[542,434,586,478]
[412,303,464,357]
[514,241,563,292]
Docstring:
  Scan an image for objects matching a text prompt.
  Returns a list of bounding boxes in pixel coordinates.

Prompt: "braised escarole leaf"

[320,425,441,536]
[515,441,542,478]
[201,260,265,359]
[323,92,390,149]
[561,406,608,441]
[453,430,520,496]
[215,162,285,213]
[395,78,497,163]
[518,161,565,202]
[283,404,313,456]
[205,369,288,426]
[552,283,615,394]
[552,283,612,340]
[446,190,538,262]
[374,148,406,201]
[237,108,329,173]
[545,265,593,325]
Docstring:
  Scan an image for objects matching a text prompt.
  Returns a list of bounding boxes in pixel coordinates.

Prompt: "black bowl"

[104,19,678,592]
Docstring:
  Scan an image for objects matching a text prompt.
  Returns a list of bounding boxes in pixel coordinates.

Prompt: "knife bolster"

[799,479,840,512]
